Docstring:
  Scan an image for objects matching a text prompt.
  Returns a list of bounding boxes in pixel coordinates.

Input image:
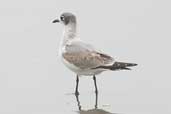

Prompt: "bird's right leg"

[95,89,98,109]
[75,75,79,95]
[93,75,98,94]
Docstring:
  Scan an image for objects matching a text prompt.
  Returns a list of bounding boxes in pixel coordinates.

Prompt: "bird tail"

[110,61,137,70]
[93,61,137,70]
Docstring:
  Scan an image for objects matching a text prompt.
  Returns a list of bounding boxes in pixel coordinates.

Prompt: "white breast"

[61,56,106,76]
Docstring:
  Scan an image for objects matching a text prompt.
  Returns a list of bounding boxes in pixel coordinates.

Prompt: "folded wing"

[62,41,115,69]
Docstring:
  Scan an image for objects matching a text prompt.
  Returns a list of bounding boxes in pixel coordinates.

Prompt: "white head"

[53,12,78,47]
[52,12,76,25]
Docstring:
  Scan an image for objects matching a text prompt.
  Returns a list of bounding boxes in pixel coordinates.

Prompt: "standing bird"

[53,12,137,95]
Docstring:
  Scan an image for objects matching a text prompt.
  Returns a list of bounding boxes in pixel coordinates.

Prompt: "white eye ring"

[60,16,65,21]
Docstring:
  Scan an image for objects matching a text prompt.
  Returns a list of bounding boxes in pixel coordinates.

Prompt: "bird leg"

[93,75,98,94]
[95,88,98,109]
[75,93,81,111]
[75,75,79,95]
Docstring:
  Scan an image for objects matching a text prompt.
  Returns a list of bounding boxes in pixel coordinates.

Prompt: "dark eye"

[60,16,65,21]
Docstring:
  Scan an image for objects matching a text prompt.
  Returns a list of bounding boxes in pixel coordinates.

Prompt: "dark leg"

[75,75,79,95]
[95,89,98,109]
[75,93,81,111]
[93,75,98,94]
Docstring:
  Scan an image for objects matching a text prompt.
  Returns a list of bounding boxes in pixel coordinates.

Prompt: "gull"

[52,12,137,95]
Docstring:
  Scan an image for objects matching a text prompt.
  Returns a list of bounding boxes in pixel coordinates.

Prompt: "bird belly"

[61,57,105,76]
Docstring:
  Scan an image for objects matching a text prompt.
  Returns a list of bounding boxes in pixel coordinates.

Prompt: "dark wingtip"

[123,67,131,70]
[131,63,138,66]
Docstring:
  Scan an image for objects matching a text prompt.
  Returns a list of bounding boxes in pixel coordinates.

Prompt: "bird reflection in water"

[75,92,118,114]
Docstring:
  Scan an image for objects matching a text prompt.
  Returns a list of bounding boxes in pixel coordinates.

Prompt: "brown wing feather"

[62,51,114,69]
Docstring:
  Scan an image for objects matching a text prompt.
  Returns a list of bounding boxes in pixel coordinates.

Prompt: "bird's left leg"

[75,75,79,95]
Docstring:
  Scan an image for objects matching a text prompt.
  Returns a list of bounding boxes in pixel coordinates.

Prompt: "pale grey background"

[0,0,171,114]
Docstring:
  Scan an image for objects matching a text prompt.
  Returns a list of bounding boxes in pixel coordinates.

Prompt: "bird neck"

[62,23,77,44]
